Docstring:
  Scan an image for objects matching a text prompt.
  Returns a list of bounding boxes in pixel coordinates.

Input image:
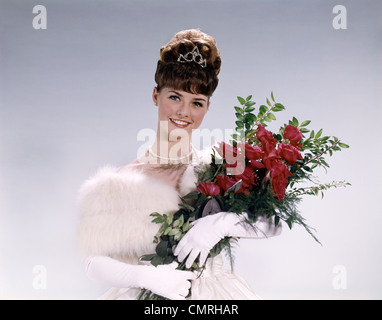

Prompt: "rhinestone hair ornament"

[177,46,207,68]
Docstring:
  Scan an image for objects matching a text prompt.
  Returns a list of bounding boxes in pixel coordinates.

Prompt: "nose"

[176,101,191,118]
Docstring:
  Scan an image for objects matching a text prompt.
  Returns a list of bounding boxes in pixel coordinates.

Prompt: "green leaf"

[300,120,311,127]
[339,142,349,148]
[174,232,183,241]
[234,106,244,114]
[268,113,276,121]
[163,255,175,264]
[156,241,169,258]
[273,103,285,112]
[140,254,156,262]
[182,221,191,232]
[150,212,162,219]
[182,191,199,200]
[163,227,172,235]
[303,166,313,172]
[315,129,323,139]
[151,255,164,267]
[152,217,164,224]
[235,120,243,128]
[264,115,272,122]
[244,113,256,123]
[246,95,253,101]
[321,159,330,167]
[259,105,268,114]
[235,113,244,121]
[286,218,293,229]
[168,228,179,236]
[175,215,184,228]
[173,219,180,227]
[271,91,275,102]
[245,106,255,113]
[237,96,246,105]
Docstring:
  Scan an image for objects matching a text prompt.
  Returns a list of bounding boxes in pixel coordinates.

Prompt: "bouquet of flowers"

[138,93,350,300]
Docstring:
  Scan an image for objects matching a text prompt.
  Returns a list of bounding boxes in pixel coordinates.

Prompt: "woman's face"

[152,87,210,139]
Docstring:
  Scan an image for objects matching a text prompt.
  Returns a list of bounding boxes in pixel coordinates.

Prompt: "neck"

[151,136,192,159]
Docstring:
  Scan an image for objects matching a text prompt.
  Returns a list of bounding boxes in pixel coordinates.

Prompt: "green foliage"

[234,93,286,143]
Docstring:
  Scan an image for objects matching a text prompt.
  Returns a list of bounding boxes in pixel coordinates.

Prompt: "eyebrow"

[169,90,208,102]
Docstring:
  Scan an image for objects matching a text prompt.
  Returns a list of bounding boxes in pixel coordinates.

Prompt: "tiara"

[177,46,207,68]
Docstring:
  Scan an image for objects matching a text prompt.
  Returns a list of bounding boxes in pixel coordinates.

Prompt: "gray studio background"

[1,0,381,299]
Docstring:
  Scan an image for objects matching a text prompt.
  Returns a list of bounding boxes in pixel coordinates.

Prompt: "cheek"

[158,102,174,119]
[191,109,208,127]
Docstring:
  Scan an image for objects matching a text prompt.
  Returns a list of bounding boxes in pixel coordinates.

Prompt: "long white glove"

[85,255,197,300]
[174,212,282,269]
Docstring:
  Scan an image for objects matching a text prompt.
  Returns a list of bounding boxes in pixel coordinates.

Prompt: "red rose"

[263,147,279,170]
[244,143,264,161]
[216,175,237,191]
[197,182,222,196]
[216,176,242,193]
[278,143,303,165]
[249,160,265,170]
[270,160,292,201]
[283,125,303,148]
[235,165,256,188]
[216,173,252,194]
[256,124,277,153]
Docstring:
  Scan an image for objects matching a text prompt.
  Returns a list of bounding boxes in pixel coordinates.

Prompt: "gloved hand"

[85,256,197,300]
[174,212,282,269]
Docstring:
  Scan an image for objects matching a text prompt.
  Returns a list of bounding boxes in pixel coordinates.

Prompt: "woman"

[77,29,281,300]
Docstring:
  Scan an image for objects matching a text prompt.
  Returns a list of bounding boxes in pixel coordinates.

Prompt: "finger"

[198,251,208,268]
[168,261,179,269]
[190,219,201,226]
[174,238,188,256]
[176,244,193,263]
[179,287,190,298]
[184,271,197,281]
[185,249,200,269]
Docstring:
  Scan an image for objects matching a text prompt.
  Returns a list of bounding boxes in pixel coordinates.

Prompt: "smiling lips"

[170,118,191,128]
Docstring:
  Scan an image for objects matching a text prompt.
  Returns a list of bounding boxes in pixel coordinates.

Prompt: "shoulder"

[77,163,181,215]
[77,164,143,200]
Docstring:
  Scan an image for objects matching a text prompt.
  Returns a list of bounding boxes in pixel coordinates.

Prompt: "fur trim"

[77,165,180,263]
[77,148,214,263]
[178,147,214,196]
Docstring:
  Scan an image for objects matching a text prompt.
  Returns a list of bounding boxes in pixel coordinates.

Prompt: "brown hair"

[154,29,222,97]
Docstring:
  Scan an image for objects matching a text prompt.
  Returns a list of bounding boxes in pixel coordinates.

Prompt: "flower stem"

[212,162,225,182]
[303,140,341,167]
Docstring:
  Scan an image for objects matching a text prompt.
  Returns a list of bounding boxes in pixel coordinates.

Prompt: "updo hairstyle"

[154,29,222,97]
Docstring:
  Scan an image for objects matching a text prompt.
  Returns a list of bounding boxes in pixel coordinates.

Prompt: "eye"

[169,95,180,101]
[193,101,203,107]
